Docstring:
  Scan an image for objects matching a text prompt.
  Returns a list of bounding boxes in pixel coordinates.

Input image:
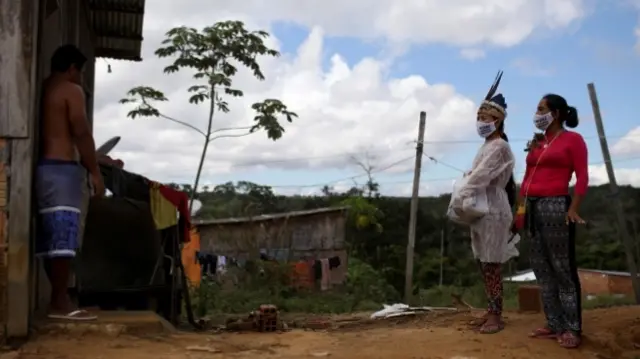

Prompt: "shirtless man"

[37,44,105,321]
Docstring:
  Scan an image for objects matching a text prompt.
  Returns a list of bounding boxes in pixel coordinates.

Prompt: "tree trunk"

[189,136,210,212]
[189,88,216,212]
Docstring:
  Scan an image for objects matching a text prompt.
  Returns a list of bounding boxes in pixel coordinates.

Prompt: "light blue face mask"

[476,121,497,138]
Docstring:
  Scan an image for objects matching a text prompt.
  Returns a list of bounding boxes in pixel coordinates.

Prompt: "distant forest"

[171,180,638,294]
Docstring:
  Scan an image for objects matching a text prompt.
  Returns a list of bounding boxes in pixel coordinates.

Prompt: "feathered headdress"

[478,70,507,118]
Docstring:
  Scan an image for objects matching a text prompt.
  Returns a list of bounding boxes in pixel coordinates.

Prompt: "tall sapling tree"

[120,21,297,210]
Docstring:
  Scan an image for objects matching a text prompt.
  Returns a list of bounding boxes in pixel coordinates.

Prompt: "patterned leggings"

[528,196,582,334]
[481,262,503,315]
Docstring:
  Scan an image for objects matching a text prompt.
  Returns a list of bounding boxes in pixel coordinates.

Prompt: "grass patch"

[186,259,637,317]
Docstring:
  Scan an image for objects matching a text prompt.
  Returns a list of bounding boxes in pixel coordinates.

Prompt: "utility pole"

[439,228,444,287]
[587,83,640,303]
[404,111,426,303]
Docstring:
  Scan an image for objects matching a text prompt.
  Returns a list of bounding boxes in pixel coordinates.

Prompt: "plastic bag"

[370,303,410,319]
[447,176,489,225]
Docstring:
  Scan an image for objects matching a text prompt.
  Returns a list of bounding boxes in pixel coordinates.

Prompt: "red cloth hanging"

[156,183,192,242]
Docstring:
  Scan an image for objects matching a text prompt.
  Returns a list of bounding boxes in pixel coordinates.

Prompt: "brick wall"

[578,270,634,296]
[608,275,634,296]
[578,270,610,295]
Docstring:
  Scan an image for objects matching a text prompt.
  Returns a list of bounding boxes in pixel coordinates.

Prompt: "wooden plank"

[0,0,36,138]
[6,0,39,338]
[0,138,7,336]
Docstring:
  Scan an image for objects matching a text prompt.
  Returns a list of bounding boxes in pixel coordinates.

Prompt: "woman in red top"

[518,94,588,349]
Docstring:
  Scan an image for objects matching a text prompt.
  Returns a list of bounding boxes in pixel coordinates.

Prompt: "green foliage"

[341,196,384,232]
[181,160,640,315]
[344,258,399,304]
[187,180,640,300]
[190,259,392,315]
[119,21,297,139]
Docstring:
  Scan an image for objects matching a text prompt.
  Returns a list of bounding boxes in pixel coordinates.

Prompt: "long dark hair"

[498,123,516,208]
[543,93,579,128]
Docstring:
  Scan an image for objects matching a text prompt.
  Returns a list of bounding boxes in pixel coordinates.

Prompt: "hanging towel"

[149,186,178,230]
[320,258,331,291]
[156,184,191,242]
[217,255,227,275]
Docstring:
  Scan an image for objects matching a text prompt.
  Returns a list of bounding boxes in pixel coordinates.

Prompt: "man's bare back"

[40,77,86,161]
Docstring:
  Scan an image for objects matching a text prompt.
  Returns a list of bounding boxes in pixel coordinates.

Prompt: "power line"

[423,152,466,173]
[207,144,414,169]
[375,155,640,186]
[202,132,640,170]
[267,155,415,189]
[265,155,640,191]
[417,132,640,146]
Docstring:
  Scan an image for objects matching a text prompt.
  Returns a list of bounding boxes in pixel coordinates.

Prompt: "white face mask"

[476,121,497,138]
[534,112,554,131]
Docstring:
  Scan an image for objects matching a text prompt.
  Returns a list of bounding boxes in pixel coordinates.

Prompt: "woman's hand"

[566,208,586,225]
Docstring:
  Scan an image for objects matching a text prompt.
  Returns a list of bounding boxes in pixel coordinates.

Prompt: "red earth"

[11,306,640,359]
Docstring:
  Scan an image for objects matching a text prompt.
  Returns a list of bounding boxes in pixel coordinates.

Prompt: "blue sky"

[200,4,640,195]
[95,1,640,196]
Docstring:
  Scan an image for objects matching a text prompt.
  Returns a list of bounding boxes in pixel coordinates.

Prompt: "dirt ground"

[10,306,640,359]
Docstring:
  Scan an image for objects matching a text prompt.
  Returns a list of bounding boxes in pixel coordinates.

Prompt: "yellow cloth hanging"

[182,228,202,287]
[149,184,178,229]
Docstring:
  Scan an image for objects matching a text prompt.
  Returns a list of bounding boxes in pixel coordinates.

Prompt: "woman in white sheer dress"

[459,71,516,334]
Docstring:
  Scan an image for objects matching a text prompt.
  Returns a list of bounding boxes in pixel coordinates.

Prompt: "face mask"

[534,112,554,131]
[476,121,496,138]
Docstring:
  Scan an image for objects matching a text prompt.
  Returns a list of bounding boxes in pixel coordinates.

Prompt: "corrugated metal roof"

[579,268,633,277]
[504,268,635,282]
[195,206,349,227]
[88,0,146,61]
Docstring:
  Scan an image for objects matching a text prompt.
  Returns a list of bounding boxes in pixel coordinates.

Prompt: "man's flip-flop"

[48,309,97,321]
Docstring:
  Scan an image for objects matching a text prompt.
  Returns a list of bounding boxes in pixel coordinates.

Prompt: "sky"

[93,0,640,197]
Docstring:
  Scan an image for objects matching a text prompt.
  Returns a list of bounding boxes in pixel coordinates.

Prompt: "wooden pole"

[587,82,640,303]
[404,111,426,303]
[439,228,444,287]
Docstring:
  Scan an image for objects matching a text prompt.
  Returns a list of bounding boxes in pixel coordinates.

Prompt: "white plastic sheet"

[370,303,410,319]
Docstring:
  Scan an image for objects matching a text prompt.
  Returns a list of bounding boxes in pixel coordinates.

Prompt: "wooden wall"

[0,0,40,338]
[199,212,347,255]
[198,211,349,284]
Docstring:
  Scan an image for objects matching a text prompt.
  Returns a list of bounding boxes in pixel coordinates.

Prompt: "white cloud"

[612,126,640,156]
[166,0,586,48]
[92,0,590,195]
[95,26,476,188]
[588,165,640,187]
[459,49,486,61]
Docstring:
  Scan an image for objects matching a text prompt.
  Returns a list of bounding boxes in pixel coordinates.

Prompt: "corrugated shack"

[194,207,349,287]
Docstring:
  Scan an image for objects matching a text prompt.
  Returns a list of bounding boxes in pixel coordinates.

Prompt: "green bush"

[188,258,396,316]
[187,258,636,317]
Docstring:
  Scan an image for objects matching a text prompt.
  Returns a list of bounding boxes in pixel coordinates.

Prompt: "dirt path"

[13,307,640,359]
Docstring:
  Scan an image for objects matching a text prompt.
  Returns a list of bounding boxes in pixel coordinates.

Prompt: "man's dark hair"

[50,44,87,73]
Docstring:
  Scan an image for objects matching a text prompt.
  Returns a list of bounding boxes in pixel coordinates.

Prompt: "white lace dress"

[459,138,515,263]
